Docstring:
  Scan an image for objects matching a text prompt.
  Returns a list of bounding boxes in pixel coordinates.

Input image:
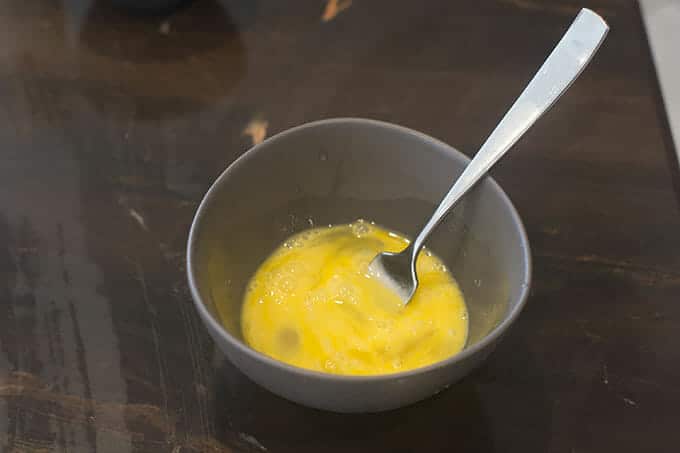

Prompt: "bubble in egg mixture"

[350,219,371,237]
[238,220,468,375]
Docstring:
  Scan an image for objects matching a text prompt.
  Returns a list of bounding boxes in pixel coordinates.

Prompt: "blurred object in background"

[640,0,680,162]
[110,0,190,15]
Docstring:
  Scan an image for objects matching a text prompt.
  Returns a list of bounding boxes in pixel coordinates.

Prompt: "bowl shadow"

[211,356,493,452]
[209,340,552,452]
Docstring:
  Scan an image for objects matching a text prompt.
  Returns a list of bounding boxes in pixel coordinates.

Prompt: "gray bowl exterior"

[200,310,498,412]
[187,118,531,413]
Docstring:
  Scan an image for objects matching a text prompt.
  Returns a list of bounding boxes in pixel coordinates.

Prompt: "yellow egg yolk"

[239,220,468,375]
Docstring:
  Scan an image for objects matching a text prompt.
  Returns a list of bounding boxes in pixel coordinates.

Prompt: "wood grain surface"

[1,0,679,452]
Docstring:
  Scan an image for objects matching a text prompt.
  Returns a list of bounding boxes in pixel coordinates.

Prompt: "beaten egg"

[239,220,468,375]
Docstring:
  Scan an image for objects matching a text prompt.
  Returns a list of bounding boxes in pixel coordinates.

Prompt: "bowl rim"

[187,117,532,382]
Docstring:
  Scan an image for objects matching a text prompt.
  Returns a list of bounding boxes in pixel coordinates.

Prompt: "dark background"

[1,0,679,452]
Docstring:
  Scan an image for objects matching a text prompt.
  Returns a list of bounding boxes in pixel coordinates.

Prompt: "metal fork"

[369,8,609,304]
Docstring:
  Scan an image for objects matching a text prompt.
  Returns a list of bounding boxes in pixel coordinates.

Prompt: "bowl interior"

[190,119,529,356]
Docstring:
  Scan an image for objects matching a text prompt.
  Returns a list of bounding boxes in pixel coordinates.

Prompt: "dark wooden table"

[1,0,679,451]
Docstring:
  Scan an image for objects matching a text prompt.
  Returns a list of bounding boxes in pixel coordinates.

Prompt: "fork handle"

[411,8,608,255]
